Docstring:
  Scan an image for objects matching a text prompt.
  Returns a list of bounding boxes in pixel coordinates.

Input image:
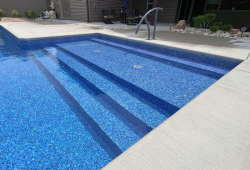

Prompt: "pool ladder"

[135,7,163,40]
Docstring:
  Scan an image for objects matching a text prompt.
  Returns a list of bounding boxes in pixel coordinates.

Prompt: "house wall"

[52,0,131,22]
[190,0,250,28]
[51,0,88,20]
[220,0,250,10]
[0,0,49,17]
[190,0,250,19]
[134,0,180,23]
[88,0,126,22]
[0,0,181,22]
[190,0,206,18]
[202,0,250,29]
[70,0,88,22]
[157,0,180,22]
[52,0,63,19]
[134,0,147,15]
[204,10,250,29]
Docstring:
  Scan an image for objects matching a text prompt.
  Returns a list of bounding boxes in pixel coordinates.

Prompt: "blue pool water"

[0,28,238,169]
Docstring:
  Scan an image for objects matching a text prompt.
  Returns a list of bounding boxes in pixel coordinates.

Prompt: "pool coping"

[1,24,250,170]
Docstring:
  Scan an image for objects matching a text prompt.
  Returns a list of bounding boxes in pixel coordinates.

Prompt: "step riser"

[45,47,168,129]
[31,51,145,152]
[55,45,180,116]
[30,53,122,159]
[91,38,228,77]
[42,49,153,137]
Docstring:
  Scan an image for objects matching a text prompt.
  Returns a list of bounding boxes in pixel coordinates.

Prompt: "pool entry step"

[30,46,174,158]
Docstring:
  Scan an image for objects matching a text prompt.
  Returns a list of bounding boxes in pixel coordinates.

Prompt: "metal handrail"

[135,7,163,40]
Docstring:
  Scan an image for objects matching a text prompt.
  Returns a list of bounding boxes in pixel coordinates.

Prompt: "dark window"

[206,4,220,10]
[207,0,221,3]
[148,4,153,10]
[205,0,221,10]
[147,0,154,10]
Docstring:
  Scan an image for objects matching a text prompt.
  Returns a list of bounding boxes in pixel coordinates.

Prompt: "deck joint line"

[247,52,250,60]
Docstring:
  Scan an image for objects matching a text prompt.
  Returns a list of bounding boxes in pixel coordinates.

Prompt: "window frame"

[204,0,222,11]
[147,0,154,11]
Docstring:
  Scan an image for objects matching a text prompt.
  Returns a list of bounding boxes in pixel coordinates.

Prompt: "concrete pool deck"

[1,21,249,62]
[1,21,250,170]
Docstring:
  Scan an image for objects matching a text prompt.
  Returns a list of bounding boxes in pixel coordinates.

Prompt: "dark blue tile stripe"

[97,34,238,69]
[54,45,180,117]
[90,39,225,79]
[30,53,122,159]
[42,49,153,137]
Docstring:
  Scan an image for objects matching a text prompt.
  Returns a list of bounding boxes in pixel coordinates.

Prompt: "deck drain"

[94,50,101,52]
[133,65,143,69]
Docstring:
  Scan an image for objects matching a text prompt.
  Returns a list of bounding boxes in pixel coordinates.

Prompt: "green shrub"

[11,9,19,18]
[28,10,36,20]
[204,13,216,28]
[0,17,1,21]
[195,14,216,29]
[24,10,29,19]
[41,11,45,18]
[221,25,232,32]
[24,10,36,20]
[210,26,219,33]
[213,22,222,29]
[194,15,206,28]
[0,9,4,17]
[194,23,201,29]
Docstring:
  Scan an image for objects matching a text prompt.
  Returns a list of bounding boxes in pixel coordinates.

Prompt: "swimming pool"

[0,27,238,169]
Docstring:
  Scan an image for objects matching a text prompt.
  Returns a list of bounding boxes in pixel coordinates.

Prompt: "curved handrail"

[135,7,163,40]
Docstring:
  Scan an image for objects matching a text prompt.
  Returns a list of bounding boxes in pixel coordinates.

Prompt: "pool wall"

[0,25,238,70]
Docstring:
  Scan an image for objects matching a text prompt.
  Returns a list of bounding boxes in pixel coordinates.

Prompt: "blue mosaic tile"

[56,40,221,108]
[32,50,141,151]
[0,26,98,50]
[44,47,168,129]
[0,26,239,169]
[97,34,238,69]
[0,54,112,169]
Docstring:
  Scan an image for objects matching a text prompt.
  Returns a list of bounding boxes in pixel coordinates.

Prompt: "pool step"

[55,41,225,109]
[41,49,152,137]
[53,45,179,115]
[31,50,147,153]
[44,47,172,129]
[91,38,231,75]
[30,53,122,159]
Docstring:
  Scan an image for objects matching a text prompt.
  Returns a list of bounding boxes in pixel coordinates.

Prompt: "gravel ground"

[0,17,29,22]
